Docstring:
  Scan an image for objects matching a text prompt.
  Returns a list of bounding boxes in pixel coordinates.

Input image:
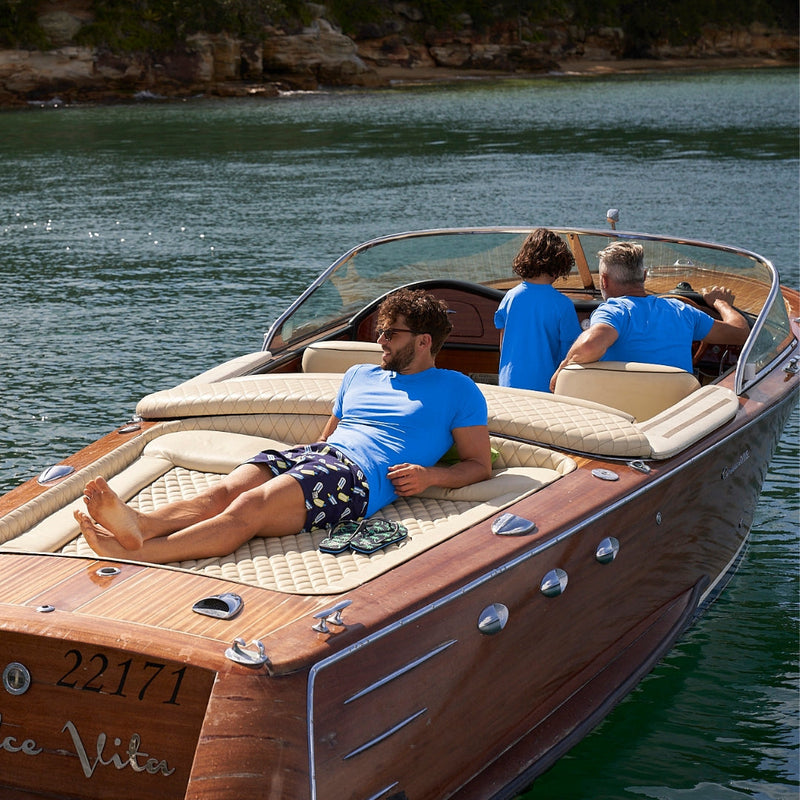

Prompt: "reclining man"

[550,240,749,390]
[74,289,492,563]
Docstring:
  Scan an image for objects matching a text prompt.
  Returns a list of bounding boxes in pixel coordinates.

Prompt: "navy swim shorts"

[245,443,369,533]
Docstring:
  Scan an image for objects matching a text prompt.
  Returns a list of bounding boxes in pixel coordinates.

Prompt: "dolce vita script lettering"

[62,722,176,778]
[0,714,174,778]
[0,713,42,755]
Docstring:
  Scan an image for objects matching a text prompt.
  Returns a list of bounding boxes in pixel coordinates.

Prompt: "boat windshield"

[264,228,793,393]
[267,230,529,348]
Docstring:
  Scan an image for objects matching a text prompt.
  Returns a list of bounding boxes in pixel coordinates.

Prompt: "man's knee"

[229,476,307,537]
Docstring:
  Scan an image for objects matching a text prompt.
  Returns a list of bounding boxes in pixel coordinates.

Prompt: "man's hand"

[700,285,749,345]
[387,424,492,498]
[387,463,431,496]
[701,285,736,309]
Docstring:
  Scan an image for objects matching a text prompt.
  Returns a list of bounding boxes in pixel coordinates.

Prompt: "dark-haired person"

[74,289,491,564]
[549,240,749,390]
[494,228,581,392]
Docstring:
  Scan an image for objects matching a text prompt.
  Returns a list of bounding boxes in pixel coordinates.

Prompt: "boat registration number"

[54,647,187,704]
[0,633,215,796]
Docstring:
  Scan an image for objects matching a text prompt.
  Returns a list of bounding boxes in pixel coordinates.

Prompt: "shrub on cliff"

[0,1,48,48]
[74,0,293,50]
[325,0,797,43]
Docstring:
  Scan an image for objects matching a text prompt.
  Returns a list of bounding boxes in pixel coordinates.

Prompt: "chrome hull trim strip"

[696,536,749,615]
[344,639,458,705]
[344,708,428,760]
[365,782,400,800]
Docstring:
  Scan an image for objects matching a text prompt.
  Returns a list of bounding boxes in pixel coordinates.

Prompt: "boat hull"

[1,224,797,799]
[304,390,794,800]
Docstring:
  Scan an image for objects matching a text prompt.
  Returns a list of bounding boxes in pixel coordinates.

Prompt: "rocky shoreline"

[0,7,796,108]
[373,55,796,83]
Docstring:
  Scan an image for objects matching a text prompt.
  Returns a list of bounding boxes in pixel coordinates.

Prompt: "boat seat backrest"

[301,341,384,373]
[553,361,701,421]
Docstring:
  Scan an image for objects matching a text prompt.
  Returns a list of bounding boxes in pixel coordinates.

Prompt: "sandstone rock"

[469,44,506,69]
[94,51,147,86]
[208,34,241,81]
[0,47,94,94]
[429,43,472,68]
[0,4,795,105]
[262,20,378,86]
[356,35,436,69]
[37,11,86,47]
[241,41,264,80]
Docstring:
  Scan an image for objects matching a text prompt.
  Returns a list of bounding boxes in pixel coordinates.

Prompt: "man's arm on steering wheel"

[701,286,749,345]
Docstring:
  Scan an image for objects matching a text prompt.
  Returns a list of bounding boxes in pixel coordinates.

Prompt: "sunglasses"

[376,327,419,341]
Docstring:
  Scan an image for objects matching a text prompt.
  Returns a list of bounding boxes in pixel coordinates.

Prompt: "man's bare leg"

[80,465,270,550]
[75,473,307,564]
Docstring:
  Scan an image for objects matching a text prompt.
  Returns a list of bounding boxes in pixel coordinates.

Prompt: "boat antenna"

[606,208,619,230]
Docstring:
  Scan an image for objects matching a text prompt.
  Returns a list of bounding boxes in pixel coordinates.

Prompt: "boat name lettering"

[722,448,750,479]
[62,721,176,778]
[0,713,43,756]
[57,648,186,704]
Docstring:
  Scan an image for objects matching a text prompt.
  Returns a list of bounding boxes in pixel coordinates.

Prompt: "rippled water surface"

[1,67,797,798]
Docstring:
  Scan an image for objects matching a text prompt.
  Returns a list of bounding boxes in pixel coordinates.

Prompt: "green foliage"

[76,0,287,51]
[326,0,796,42]
[0,0,795,54]
[327,0,386,32]
[0,0,48,48]
[569,0,797,51]
[326,0,566,34]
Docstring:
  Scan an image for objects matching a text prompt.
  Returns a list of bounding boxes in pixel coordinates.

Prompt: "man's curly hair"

[377,288,453,356]
[512,228,574,280]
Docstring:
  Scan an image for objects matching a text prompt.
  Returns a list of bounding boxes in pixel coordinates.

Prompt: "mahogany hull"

[0,383,794,799]
[1,225,797,798]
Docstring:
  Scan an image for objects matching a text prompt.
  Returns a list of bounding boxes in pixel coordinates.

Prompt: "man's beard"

[382,339,416,372]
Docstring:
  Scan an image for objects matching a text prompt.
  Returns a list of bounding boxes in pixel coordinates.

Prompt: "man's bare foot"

[73,510,134,559]
[81,477,144,550]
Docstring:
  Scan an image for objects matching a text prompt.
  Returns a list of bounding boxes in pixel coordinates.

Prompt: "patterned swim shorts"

[245,443,369,533]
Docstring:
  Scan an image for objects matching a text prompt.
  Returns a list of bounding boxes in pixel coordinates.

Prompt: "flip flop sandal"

[318,520,364,554]
[350,519,408,554]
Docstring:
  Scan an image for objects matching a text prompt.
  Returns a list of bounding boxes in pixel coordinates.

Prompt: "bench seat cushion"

[553,361,702,421]
[137,374,738,460]
[5,429,574,594]
[301,340,384,372]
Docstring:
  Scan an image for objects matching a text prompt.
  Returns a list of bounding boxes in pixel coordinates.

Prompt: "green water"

[1,68,797,798]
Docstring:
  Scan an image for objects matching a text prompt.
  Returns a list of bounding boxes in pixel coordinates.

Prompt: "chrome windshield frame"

[731,254,789,394]
[262,226,788,396]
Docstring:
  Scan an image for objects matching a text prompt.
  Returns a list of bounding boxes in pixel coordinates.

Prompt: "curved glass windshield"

[264,227,792,394]
[267,230,530,348]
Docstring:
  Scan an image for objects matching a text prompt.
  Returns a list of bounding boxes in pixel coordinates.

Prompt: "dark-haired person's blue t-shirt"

[494,282,581,392]
[328,364,488,516]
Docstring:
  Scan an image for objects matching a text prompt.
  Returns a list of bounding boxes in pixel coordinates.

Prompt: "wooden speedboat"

[1,225,797,800]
